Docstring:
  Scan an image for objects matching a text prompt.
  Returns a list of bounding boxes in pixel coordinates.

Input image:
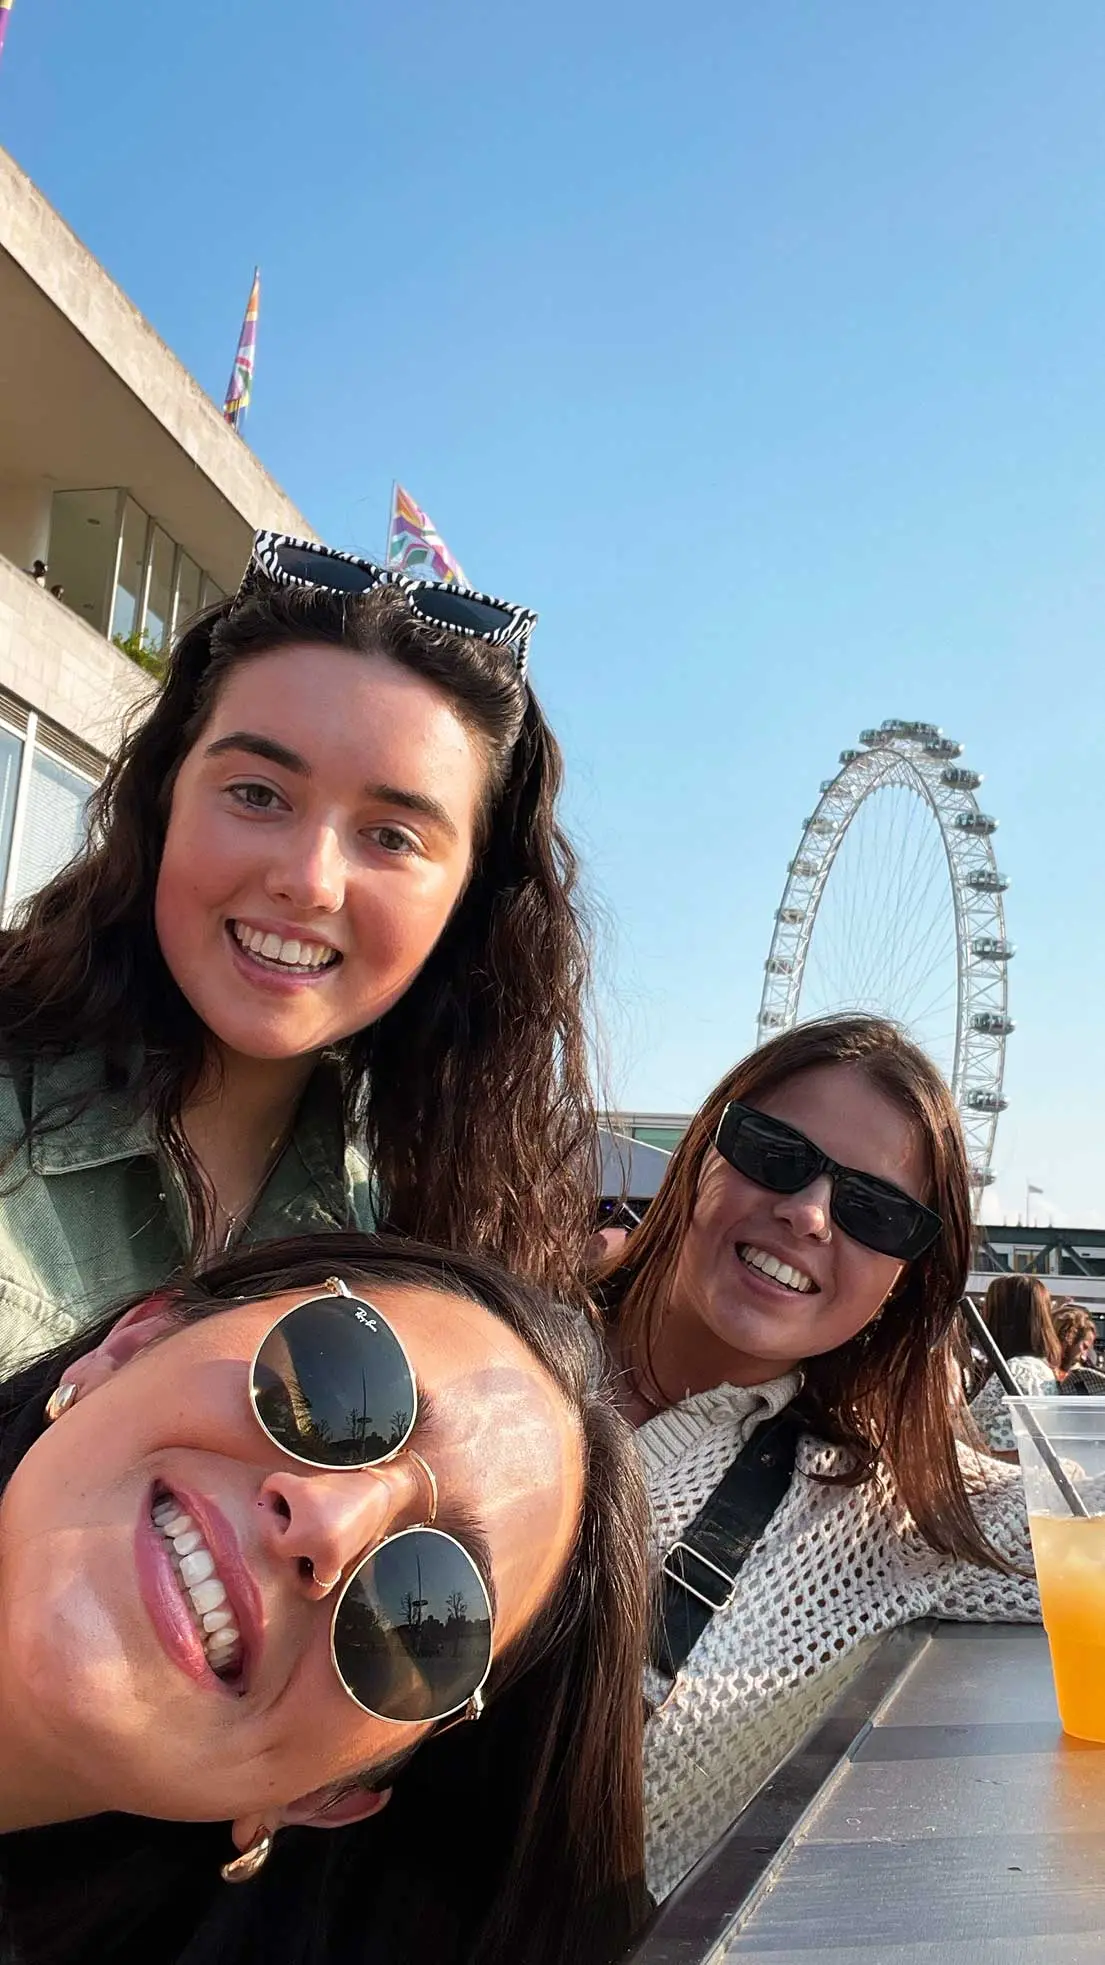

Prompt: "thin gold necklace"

[216,1130,291,1253]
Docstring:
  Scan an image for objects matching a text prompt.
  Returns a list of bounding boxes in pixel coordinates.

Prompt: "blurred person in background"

[1052,1302,1105,1395]
[1053,1303,1098,1375]
[970,1275,1060,1455]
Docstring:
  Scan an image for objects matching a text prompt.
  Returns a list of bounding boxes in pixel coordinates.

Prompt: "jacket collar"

[27,1051,350,1225]
[29,1051,153,1173]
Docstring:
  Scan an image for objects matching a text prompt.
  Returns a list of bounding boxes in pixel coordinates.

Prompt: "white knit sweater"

[639,1374,1041,1900]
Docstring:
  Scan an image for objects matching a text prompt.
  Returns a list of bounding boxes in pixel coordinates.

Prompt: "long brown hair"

[0,584,595,1295]
[982,1274,1061,1372]
[601,1014,1008,1571]
[0,1231,648,1965]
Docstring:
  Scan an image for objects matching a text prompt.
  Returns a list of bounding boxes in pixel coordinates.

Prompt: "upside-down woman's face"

[0,1282,580,1835]
[154,642,488,1063]
[665,1063,931,1387]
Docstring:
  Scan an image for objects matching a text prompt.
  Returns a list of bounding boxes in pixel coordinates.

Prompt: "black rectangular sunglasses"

[238,531,537,679]
[714,1102,943,1261]
[249,1278,493,1727]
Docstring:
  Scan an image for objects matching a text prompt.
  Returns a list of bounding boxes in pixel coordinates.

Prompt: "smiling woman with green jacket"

[0,1050,373,1359]
[0,535,595,1366]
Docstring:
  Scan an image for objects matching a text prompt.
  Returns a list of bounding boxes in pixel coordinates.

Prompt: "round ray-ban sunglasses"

[249,1278,493,1728]
[715,1103,943,1262]
[236,531,537,679]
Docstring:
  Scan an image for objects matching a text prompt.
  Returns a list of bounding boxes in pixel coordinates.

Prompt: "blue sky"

[4,1,1105,1222]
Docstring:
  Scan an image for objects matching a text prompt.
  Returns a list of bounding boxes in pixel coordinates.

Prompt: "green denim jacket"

[0,1050,376,1369]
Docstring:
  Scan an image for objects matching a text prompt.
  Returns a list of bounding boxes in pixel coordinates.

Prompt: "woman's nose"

[772,1172,833,1241]
[256,1457,423,1593]
[264,824,346,914]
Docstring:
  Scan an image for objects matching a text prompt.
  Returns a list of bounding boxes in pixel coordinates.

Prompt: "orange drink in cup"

[1008,1396,1105,1743]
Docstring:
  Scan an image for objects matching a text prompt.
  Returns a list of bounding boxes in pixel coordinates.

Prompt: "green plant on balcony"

[112,628,167,681]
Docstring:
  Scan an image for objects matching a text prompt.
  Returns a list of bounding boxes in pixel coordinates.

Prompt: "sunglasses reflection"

[254,1299,415,1466]
[339,1538,492,1721]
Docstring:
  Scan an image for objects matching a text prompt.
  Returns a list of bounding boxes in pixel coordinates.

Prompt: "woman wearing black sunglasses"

[0,1231,648,1965]
[0,533,593,1367]
[596,1014,1040,1899]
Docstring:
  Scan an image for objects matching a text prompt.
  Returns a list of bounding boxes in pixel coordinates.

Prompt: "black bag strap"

[649,1406,803,1693]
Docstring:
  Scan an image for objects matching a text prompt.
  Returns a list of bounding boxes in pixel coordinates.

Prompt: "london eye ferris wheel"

[756,720,1013,1192]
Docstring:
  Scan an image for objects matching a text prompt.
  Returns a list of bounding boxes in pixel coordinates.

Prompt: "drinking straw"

[959,1295,1089,1518]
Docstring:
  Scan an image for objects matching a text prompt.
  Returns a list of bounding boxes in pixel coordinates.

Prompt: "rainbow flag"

[0,0,16,65]
[223,268,260,429]
[386,485,467,585]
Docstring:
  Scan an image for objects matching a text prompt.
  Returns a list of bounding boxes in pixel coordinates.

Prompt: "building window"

[172,553,202,638]
[143,526,176,652]
[47,488,220,660]
[631,1126,686,1153]
[46,488,121,632]
[0,725,23,894]
[5,743,96,920]
[110,497,150,643]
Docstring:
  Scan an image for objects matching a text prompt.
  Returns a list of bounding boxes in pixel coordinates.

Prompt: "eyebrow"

[206,731,308,774]
[204,732,459,840]
[412,1384,499,1624]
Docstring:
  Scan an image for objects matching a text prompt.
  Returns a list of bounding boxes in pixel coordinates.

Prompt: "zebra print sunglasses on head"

[236,532,537,679]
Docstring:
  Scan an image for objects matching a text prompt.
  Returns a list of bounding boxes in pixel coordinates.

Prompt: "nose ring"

[304,1447,439,1596]
[307,1559,343,1594]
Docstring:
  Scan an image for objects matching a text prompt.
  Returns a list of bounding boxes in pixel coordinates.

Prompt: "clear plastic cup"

[1008,1395,1105,1742]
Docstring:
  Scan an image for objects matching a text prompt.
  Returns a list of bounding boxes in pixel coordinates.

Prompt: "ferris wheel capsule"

[972,937,1014,961]
[972,1011,1015,1035]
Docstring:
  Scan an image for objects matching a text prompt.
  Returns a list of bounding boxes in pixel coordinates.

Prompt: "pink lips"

[134,1502,213,1686]
[224,923,339,997]
[134,1485,264,1691]
[736,1246,820,1303]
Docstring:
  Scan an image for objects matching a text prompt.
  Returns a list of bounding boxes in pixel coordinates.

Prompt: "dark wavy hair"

[0,1232,648,1965]
[0,584,595,1294]
[981,1274,1061,1375]
[599,1014,1010,1572]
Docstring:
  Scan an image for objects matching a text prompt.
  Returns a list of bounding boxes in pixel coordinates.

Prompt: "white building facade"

[0,146,312,913]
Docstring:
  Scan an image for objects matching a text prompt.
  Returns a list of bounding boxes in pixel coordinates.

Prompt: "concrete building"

[0,145,311,915]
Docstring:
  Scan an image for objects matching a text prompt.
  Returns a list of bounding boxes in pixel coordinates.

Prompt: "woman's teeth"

[739,1245,816,1294]
[231,922,338,972]
[152,1496,243,1679]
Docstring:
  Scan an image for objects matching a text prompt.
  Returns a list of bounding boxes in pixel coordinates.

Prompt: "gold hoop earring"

[44,1382,77,1423]
[221,1828,273,1884]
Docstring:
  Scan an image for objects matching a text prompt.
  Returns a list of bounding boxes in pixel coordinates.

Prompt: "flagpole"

[385,480,398,564]
[0,0,16,69]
